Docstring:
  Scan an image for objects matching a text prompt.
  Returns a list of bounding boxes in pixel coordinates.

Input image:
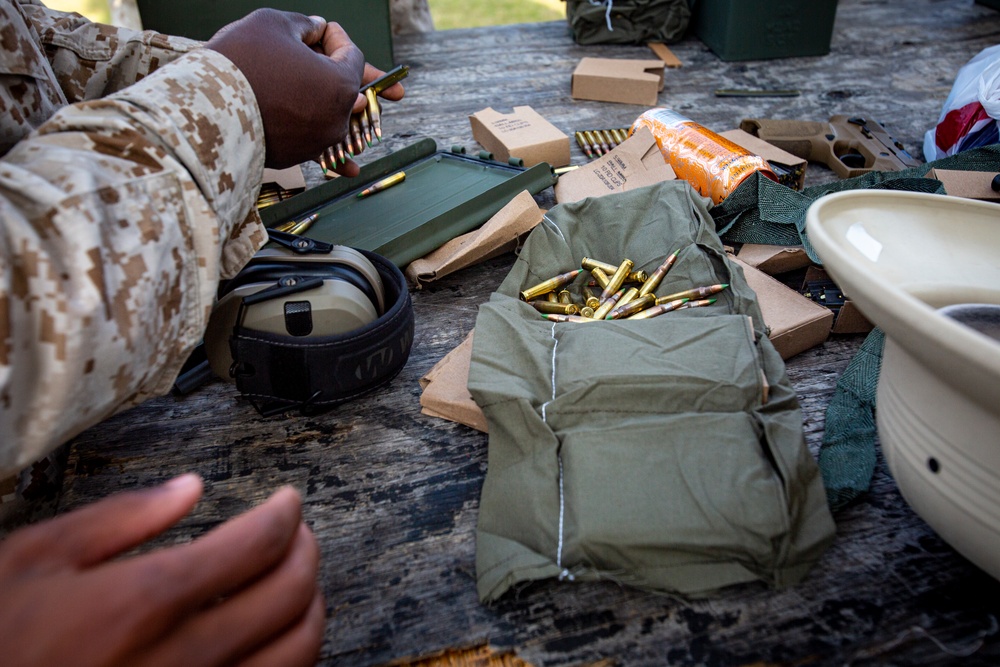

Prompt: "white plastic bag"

[923,45,1000,161]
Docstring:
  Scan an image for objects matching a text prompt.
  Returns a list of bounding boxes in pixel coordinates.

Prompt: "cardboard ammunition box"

[736,243,812,275]
[732,257,833,359]
[571,58,665,106]
[802,266,873,335]
[720,129,808,190]
[470,106,571,168]
[690,0,838,62]
[927,169,1000,202]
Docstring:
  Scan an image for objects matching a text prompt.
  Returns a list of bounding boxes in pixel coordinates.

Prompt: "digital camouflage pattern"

[0,0,268,477]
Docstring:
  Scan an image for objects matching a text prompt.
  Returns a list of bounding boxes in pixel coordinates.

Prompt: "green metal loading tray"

[259,139,557,268]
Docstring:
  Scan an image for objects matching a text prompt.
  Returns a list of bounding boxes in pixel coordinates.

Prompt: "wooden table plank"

[57,1,1000,665]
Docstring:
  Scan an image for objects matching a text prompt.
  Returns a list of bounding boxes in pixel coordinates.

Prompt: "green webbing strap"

[711,143,1000,510]
[712,143,1000,264]
[818,328,885,511]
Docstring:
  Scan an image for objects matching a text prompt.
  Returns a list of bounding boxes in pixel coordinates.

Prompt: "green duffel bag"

[469,180,835,602]
[565,0,690,45]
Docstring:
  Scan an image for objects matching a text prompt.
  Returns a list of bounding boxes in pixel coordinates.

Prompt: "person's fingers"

[0,474,203,575]
[238,590,327,667]
[135,523,321,667]
[315,20,362,68]
[361,63,405,102]
[68,487,304,661]
[332,157,360,179]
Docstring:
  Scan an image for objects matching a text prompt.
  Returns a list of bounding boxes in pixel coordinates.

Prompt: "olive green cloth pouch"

[565,0,691,46]
[469,181,835,602]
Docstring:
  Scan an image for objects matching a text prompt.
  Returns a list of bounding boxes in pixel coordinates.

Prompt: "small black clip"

[267,229,334,255]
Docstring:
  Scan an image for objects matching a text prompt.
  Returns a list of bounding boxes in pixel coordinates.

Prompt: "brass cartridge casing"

[592,289,624,320]
[626,297,689,320]
[575,131,594,159]
[530,301,579,315]
[546,292,559,303]
[558,290,572,304]
[601,259,634,302]
[580,306,596,318]
[638,249,680,297]
[582,286,600,309]
[520,269,584,302]
[581,257,647,283]
[607,293,655,320]
[655,283,728,305]
[679,298,717,310]
[590,267,611,290]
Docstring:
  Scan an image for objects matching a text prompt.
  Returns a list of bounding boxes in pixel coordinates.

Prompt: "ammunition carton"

[732,257,833,359]
[720,129,808,191]
[470,106,571,168]
[802,266,873,335]
[927,169,1000,202]
[570,58,665,106]
[735,244,812,275]
[554,126,675,204]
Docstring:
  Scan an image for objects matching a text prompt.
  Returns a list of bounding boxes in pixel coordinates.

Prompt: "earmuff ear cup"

[227,250,414,415]
[204,246,384,383]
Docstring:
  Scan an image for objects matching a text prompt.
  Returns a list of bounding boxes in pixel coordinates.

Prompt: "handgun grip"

[740,118,833,163]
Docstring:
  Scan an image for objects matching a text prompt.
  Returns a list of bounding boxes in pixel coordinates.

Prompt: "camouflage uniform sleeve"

[0,48,267,476]
[20,0,202,102]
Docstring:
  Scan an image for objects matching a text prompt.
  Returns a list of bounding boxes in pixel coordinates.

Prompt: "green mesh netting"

[711,143,1000,511]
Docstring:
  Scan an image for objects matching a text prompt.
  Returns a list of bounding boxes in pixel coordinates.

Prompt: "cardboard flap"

[554,126,676,203]
[419,331,487,432]
[405,190,542,287]
[736,243,812,275]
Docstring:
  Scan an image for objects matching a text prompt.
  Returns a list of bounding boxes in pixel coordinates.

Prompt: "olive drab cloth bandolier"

[469,180,836,601]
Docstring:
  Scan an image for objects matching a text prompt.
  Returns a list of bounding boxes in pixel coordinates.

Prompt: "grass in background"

[428,0,564,30]
[45,0,109,23]
[40,0,565,31]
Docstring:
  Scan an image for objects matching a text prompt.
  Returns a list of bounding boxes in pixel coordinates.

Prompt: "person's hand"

[205,9,365,169]
[0,475,325,667]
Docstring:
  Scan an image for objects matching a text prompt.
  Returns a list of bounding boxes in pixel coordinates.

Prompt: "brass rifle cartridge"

[580,306,596,318]
[520,269,584,302]
[575,131,594,159]
[592,288,624,320]
[582,286,600,310]
[678,298,717,310]
[590,267,611,290]
[655,283,728,305]
[365,88,382,142]
[600,259,634,302]
[607,293,655,320]
[581,257,648,283]
[546,292,559,303]
[542,313,599,323]
[350,117,365,155]
[611,128,627,144]
[626,297,689,320]
[357,171,406,199]
[530,301,579,315]
[558,290,572,304]
[584,131,604,155]
[616,287,640,309]
[601,130,617,149]
[274,212,319,235]
[638,249,681,297]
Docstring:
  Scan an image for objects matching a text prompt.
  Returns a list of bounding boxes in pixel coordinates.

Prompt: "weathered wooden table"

[58,2,1000,665]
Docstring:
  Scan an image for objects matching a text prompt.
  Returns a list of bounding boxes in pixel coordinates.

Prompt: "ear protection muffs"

[203,243,414,417]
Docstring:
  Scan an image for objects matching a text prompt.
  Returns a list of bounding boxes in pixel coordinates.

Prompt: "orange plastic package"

[631,108,776,203]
